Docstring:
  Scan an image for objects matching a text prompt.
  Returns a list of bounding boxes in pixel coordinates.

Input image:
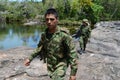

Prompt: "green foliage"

[59,19,81,26]
[91,3,104,22]
[0,1,44,23]
[0,4,6,11]
[93,0,120,20]
[55,0,65,19]
[0,0,119,23]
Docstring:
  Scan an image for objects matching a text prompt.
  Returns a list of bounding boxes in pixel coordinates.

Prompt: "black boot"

[82,48,86,53]
[77,48,83,55]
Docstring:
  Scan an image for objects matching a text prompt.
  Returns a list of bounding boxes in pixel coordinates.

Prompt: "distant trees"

[0,0,119,24]
[93,0,120,20]
[43,0,104,25]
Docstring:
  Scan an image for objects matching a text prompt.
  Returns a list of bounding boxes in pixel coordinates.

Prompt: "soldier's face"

[83,22,87,26]
[45,14,58,30]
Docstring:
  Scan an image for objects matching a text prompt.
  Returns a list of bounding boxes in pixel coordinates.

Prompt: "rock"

[23,21,39,26]
[0,21,120,80]
[0,46,50,80]
[77,21,120,80]
[23,19,44,26]
[26,58,47,77]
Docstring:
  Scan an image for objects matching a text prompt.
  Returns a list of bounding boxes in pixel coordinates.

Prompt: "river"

[0,23,45,50]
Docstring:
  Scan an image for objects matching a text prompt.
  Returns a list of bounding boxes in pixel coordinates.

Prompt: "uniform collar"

[45,26,61,34]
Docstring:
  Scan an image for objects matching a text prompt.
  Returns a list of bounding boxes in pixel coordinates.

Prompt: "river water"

[0,23,45,50]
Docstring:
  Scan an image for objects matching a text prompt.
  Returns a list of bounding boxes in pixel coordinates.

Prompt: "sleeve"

[63,34,79,76]
[29,46,42,62]
[29,33,44,62]
[88,26,91,38]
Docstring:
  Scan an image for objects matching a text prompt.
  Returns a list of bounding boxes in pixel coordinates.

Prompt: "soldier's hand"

[69,76,76,80]
[88,38,90,43]
[24,58,30,66]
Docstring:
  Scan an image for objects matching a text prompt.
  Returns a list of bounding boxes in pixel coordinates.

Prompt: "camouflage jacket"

[79,24,91,38]
[29,26,78,76]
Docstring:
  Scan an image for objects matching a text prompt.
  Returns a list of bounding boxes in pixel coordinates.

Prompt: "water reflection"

[0,23,44,50]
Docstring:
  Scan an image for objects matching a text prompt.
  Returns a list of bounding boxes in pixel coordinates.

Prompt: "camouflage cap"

[82,19,88,22]
[82,19,89,25]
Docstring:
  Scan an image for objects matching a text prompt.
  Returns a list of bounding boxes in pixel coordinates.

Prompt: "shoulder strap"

[60,27,70,34]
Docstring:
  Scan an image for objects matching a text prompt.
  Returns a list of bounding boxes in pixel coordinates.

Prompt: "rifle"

[37,45,47,63]
[72,24,85,38]
[72,29,81,38]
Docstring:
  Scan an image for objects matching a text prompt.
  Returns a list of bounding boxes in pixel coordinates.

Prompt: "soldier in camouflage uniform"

[24,8,78,80]
[78,19,91,54]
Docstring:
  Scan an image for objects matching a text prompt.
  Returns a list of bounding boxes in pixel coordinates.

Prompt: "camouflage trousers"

[48,62,68,80]
[79,36,88,51]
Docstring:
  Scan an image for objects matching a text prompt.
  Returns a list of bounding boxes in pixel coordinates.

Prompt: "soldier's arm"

[24,46,42,66]
[63,35,79,76]
[88,26,92,38]
[24,33,44,66]
[29,46,43,61]
[29,33,45,62]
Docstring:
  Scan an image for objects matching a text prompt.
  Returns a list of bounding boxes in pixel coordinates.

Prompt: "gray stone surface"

[0,21,120,80]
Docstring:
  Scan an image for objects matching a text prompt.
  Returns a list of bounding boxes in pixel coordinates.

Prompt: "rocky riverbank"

[0,21,120,80]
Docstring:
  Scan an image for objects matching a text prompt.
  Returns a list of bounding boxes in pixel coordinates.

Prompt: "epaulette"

[60,27,70,34]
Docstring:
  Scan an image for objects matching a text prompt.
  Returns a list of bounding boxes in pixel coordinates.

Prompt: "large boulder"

[0,21,120,80]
